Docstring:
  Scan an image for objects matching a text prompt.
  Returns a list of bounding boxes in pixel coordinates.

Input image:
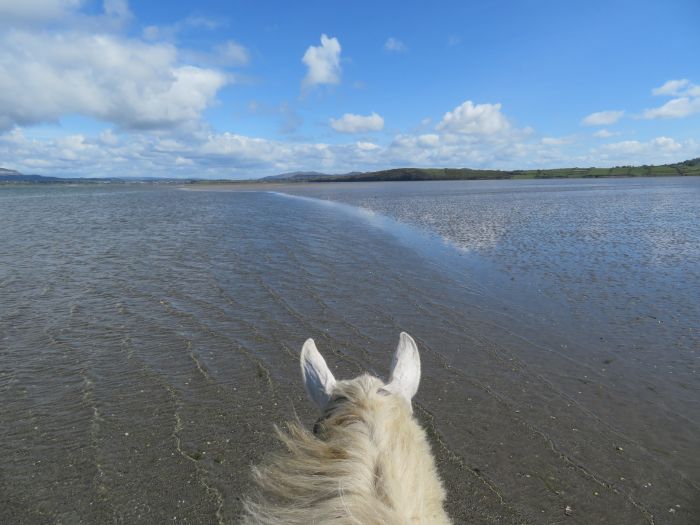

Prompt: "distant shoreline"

[246,161,700,183]
[2,158,699,185]
[186,169,700,186]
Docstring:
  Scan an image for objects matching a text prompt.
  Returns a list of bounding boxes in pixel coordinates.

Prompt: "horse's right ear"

[385,332,421,410]
[300,338,336,411]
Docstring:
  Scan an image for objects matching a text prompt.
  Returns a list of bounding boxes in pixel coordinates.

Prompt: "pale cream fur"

[242,374,452,524]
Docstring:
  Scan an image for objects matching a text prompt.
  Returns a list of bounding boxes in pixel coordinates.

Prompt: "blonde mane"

[242,334,451,524]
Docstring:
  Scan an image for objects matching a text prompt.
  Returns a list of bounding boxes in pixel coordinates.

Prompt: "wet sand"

[1,182,698,524]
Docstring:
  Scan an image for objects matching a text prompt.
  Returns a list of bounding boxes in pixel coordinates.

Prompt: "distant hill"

[291,158,700,183]
[259,171,353,182]
[0,168,171,184]
[0,167,62,182]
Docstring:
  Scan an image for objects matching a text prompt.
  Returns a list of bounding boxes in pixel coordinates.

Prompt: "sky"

[1,0,699,179]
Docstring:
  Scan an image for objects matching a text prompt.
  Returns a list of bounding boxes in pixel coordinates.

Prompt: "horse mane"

[242,374,451,525]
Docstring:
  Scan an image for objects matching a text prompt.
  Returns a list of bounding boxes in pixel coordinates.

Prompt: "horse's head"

[300,332,421,417]
[241,333,450,524]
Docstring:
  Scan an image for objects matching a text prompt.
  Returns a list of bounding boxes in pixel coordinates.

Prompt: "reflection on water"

[282,178,700,357]
[0,180,698,524]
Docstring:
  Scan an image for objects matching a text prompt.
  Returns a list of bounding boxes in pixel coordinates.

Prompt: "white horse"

[242,332,451,524]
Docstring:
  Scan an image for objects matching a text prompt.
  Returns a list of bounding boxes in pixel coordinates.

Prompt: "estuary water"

[1,178,698,524]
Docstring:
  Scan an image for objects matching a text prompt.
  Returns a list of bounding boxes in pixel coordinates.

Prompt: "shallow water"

[0,179,698,524]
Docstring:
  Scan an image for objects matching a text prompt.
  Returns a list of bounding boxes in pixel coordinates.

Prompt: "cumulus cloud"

[2,47,695,181]
[370,100,538,168]
[302,34,341,89]
[643,79,700,119]
[386,133,492,167]
[652,79,690,96]
[0,119,516,179]
[4,120,696,180]
[0,2,245,133]
[581,110,624,126]
[384,37,406,52]
[330,112,384,133]
[436,101,512,136]
[591,136,697,166]
[0,29,228,132]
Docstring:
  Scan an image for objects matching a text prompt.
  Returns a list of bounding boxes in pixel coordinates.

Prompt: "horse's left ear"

[300,338,336,411]
[386,332,421,409]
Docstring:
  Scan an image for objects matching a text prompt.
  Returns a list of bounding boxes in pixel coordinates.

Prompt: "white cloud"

[357,141,379,151]
[198,132,342,171]
[652,79,690,96]
[142,25,160,40]
[384,37,406,53]
[330,112,384,133]
[541,137,572,145]
[0,2,244,133]
[418,134,439,146]
[436,101,512,136]
[0,29,228,131]
[652,136,683,151]
[103,0,130,20]
[181,40,251,68]
[599,140,643,155]
[581,110,624,126]
[592,129,619,138]
[142,15,220,41]
[4,122,697,180]
[302,34,341,89]
[643,79,700,119]
[99,129,119,145]
[2,56,697,180]
[0,0,132,32]
[175,156,193,166]
[0,0,84,24]
[592,136,693,165]
[643,97,700,119]
[377,100,537,168]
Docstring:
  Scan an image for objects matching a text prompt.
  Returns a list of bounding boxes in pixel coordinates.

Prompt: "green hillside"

[307,158,700,182]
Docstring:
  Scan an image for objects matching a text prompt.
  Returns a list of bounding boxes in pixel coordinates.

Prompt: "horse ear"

[300,338,336,411]
[386,332,421,409]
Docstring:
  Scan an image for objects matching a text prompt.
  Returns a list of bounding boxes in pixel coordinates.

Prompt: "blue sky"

[1,0,699,178]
